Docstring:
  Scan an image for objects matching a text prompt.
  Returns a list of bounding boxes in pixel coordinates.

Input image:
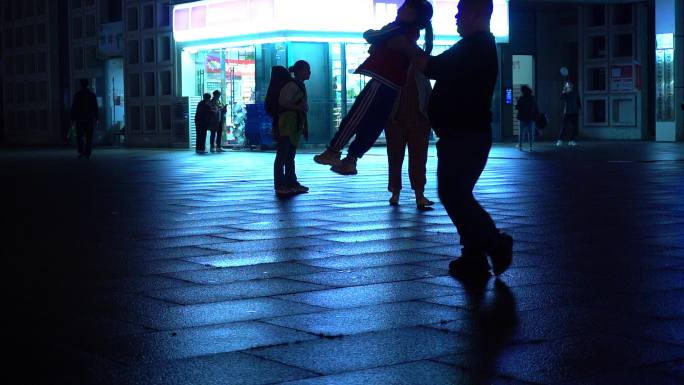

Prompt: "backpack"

[264,66,292,119]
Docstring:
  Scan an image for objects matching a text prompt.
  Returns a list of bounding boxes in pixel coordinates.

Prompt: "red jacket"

[355,21,420,89]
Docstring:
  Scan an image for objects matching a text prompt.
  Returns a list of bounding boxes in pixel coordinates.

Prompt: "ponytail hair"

[423,21,433,54]
[288,60,310,74]
[408,0,434,54]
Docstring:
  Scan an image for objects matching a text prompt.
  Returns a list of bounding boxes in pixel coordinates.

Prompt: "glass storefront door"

[181,46,256,146]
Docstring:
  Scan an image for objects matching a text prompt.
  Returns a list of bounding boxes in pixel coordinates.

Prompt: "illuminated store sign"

[173,0,509,44]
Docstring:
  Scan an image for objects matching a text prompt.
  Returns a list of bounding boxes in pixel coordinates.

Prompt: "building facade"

[1,0,65,144]
[0,0,681,147]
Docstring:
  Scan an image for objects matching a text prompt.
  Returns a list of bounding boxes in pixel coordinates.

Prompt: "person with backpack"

[270,61,311,195]
[194,93,215,154]
[515,85,538,152]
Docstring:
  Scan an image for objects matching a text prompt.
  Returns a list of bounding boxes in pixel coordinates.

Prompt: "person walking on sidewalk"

[194,93,215,154]
[515,85,538,152]
[557,81,581,146]
[210,90,228,152]
[385,63,435,209]
[273,60,311,195]
[413,0,513,281]
[313,0,434,176]
[70,78,98,159]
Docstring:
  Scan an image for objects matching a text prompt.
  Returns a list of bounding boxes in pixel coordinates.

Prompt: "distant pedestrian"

[413,0,513,281]
[557,81,581,146]
[194,93,214,154]
[385,64,435,209]
[273,60,311,195]
[210,90,228,152]
[314,0,434,176]
[70,78,98,159]
[515,85,538,151]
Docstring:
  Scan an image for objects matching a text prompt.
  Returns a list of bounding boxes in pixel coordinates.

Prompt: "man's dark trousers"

[75,121,94,157]
[560,113,579,141]
[437,130,498,256]
[196,126,208,151]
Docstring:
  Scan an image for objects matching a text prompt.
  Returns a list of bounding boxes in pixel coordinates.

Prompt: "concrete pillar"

[655,0,683,141]
[675,0,684,140]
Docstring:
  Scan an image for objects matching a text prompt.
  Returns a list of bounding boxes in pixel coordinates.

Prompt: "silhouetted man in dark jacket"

[194,93,214,154]
[70,79,98,158]
[414,0,512,281]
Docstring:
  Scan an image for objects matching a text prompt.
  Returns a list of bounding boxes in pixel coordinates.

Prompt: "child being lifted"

[314,0,434,175]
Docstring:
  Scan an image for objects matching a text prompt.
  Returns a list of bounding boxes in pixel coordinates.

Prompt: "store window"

[143,4,154,30]
[144,72,155,96]
[612,4,632,26]
[586,35,606,60]
[128,73,140,97]
[4,28,12,49]
[24,25,35,46]
[127,7,138,31]
[612,33,633,58]
[36,0,45,16]
[86,45,97,69]
[16,111,26,130]
[159,35,171,62]
[26,53,36,75]
[160,70,172,95]
[86,14,97,37]
[37,54,46,73]
[129,105,141,131]
[144,38,155,63]
[5,56,13,76]
[127,40,139,65]
[585,98,607,125]
[16,53,24,74]
[15,26,23,48]
[585,66,606,92]
[159,3,170,27]
[159,105,171,130]
[67,47,82,71]
[585,5,605,28]
[73,16,83,39]
[3,2,11,22]
[144,106,156,130]
[610,95,636,126]
[36,23,46,44]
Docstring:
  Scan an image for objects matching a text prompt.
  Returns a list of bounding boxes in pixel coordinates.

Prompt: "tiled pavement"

[4,142,684,385]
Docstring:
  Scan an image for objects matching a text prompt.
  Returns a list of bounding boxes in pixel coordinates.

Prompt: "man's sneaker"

[389,192,400,206]
[488,233,513,276]
[448,256,491,283]
[568,140,577,146]
[416,196,435,209]
[331,156,357,175]
[556,140,563,146]
[275,187,295,196]
[314,148,341,166]
[293,183,309,194]
[216,147,225,152]
[196,150,207,154]
[210,147,216,153]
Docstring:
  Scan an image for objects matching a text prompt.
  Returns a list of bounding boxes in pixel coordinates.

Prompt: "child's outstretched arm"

[363,21,404,45]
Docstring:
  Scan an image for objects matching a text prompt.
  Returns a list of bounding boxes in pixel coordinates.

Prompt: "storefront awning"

[173,0,509,46]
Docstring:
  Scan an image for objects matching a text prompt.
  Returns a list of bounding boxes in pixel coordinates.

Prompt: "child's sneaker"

[568,140,577,146]
[314,148,341,166]
[331,156,357,175]
[555,140,563,146]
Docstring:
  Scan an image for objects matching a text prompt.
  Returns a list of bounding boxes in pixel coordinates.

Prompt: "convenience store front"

[173,0,510,147]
